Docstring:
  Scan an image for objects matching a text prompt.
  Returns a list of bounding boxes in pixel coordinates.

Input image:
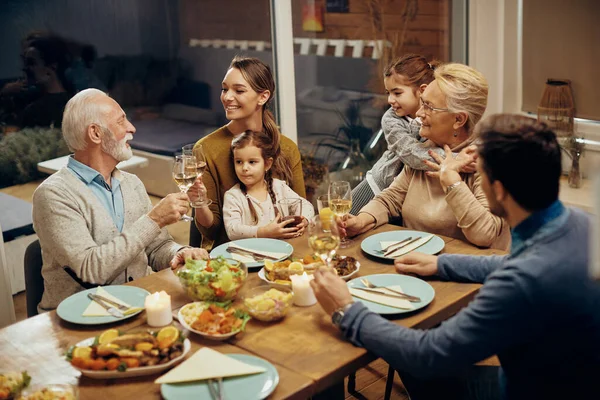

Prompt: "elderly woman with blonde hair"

[339,63,510,250]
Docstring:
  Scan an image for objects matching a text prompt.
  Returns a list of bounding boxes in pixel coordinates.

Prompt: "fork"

[90,294,130,311]
[226,247,264,261]
[208,378,224,400]
[360,278,421,302]
[87,293,125,318]
[373,237,413,254]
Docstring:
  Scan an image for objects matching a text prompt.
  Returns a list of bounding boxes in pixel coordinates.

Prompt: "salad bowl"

[177,257,247,301]
[178,302,250,341]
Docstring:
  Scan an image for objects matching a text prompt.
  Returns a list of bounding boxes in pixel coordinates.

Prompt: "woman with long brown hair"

[189,56,306,249]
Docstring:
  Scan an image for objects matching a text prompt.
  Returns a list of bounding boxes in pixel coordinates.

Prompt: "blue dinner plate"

[347,274,435,315]
[161,354,279,400]
[210,238,293,270]
[56,285,149,325]
[361,230,445,260]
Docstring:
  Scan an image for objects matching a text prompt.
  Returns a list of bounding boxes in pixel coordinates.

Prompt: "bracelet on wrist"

[445,181,462,194]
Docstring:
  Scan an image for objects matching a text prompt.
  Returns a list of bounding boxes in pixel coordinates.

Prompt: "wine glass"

[307,215,340,268]
[182,143,212,208]
[328,181,353,247]
[172,154,197,222]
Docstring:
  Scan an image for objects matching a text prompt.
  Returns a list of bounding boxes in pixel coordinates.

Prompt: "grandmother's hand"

[424,145,476,188]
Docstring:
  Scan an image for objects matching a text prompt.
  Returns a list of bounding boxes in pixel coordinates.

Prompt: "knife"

[384,236,422,257]
[384,235,434,258]
[351,286,421,302]
[87,293,124,318]
[227,246,279,261]
[90,294,130,311]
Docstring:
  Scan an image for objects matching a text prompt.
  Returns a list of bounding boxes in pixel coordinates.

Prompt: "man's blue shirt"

[67,156,124,231]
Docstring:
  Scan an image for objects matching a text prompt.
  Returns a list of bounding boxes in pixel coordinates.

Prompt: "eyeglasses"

[420,98,450,114]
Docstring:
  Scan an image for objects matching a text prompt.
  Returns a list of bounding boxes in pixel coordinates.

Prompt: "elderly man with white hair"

[33,89,207,311]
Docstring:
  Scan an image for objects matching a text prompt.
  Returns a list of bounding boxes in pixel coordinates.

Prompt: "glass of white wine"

[308,215,341,268]
[328,180,353,247]
[182,143,212,208]
[172,154,197,222]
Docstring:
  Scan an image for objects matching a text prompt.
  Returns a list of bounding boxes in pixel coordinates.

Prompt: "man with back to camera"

[311,114,600,399]
[33,88,208,312]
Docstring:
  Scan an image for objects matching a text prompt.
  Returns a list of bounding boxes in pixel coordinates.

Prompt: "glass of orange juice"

[317,194,333,231]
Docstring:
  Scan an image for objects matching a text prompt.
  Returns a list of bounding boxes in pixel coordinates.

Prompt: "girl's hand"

[258,215,300,239]
[424,145,476,188]
[458,145,478,173]
[294,217,308,237]
[187,175,207,203]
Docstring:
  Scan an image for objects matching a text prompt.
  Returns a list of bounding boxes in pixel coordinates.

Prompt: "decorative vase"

[333,139,370,188]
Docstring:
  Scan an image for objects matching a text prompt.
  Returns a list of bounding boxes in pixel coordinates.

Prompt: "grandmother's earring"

[453,132,458,137]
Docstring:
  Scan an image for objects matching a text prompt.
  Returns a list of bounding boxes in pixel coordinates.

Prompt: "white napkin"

[380,235,434,258]
[349,285,415,310]
[227,242,288,261]
[230,253,255,263]
[155,347,266,384]
[82,287,140,317]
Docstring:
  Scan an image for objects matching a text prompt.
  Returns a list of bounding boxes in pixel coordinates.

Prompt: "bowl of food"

[0,371,30,400]
[18,384,78,400]
[330,255,360,281]
[177,257,247,301]
[243,286,294,322]
[178,302,250,341]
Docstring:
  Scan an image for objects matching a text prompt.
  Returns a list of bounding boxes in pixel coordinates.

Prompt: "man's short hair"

[62,88,108,152]
[477,114,562,211]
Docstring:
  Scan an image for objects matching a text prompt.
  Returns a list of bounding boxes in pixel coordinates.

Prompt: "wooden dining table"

[0,225,505,399]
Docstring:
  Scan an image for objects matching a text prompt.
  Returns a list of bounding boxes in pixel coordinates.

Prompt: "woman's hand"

[258,215,300,239]
[424,145,477,187]
[336,214,368,238]
[170,248,209,270]
[187,175,207,203]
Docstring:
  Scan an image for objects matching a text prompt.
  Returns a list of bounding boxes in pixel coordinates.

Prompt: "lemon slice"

[72,346,93,359]
[288,261,304,275]
[98,328,120,344]
[157,326,179,349]
[264,260,274,272]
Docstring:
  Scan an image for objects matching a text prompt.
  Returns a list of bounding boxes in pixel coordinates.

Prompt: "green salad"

[177,257,246,301]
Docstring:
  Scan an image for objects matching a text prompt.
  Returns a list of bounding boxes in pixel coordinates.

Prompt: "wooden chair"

[383,356,501,399]
[24,239,44,317]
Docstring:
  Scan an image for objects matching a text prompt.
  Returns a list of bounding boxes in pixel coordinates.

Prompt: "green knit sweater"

[194,126,306,249]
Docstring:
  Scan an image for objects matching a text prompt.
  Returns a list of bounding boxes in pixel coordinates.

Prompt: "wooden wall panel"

[179,0,450,61]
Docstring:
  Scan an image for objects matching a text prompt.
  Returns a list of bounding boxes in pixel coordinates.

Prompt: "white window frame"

[468,0,600,151]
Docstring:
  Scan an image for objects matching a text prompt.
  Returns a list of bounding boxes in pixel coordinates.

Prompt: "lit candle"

[290,272,317,306]
[145,291,172,327]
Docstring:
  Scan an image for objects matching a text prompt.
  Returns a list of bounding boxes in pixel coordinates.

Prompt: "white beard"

[102,130,133,162]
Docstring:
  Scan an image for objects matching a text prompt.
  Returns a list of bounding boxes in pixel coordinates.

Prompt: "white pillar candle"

[145,291,173,327]
[290,272,317,306]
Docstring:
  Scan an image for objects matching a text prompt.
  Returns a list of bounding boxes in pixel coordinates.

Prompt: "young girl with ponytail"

[221,131,314,240]
[190,56,306,249]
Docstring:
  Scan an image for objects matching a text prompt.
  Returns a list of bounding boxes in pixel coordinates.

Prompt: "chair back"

[24,240,44,317]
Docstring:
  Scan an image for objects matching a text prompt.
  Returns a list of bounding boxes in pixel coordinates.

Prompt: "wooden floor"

[6,180,409,400]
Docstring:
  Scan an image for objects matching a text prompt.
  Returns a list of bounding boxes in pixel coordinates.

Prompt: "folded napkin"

[82,286,142,317]
[155,347,266,384]
[349,285,415,310]
[380,235,434,258]
[227,242,288,263]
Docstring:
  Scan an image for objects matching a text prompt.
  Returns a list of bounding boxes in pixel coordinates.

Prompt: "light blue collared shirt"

[67,156,125,232]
